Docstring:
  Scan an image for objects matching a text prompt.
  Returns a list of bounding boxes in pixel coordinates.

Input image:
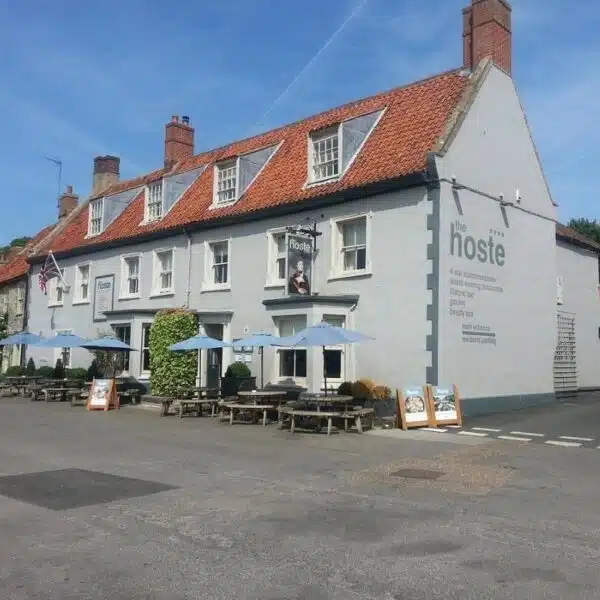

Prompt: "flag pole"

[49,251,70,292]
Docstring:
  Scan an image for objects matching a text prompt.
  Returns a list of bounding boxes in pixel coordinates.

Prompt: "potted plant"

[221,361,256,397]
[371,385,395,419]
[350,378,376,407]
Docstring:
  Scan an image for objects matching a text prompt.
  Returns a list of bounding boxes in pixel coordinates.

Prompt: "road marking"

[498,435,531,442]
[472,427,502,433]
[558,436,594,442]
[510,431,545,438]
[447,425,462,429]
[458,431,488,437]
[422,427,448,433]
[545,440,582,448]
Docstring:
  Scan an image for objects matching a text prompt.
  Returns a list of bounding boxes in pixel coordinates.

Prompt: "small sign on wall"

[93,275,115,322]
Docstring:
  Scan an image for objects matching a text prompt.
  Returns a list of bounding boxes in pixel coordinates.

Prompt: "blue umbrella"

[0,331,45,346]
[233,333,283,388]
[169,334,230,352]
[276,322,374,395]
[80,337,137,352]
[37,333,89,348]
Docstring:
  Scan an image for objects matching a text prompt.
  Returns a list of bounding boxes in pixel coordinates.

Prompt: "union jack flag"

[38,252,61,295]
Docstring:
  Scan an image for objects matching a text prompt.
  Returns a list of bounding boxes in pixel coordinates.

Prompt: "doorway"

[204,323,224,389]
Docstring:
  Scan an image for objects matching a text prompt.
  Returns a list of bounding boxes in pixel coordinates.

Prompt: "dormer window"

[88,199,104,236]
[215,160,238,204]
[145,181,164,222]
[310,128,340,182]
[308,109,385,185]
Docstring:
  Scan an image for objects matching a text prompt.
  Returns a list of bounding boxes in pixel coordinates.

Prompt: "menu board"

[428,384,462,427]
[397,386,432,429]
[87,378,119,411]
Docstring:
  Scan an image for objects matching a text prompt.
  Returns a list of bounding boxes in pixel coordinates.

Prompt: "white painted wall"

[436,64,558,405]
[27,188,432,393]
[557,241,600,389]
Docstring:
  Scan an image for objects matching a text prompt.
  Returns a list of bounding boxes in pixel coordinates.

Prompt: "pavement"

[0,395,600,599]
[420,391,600,449]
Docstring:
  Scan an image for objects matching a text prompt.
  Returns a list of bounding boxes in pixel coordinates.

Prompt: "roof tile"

[41,69,470,256]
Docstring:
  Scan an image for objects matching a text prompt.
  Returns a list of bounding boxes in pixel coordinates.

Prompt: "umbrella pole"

[322,346,327,396]
[260,346,264,389]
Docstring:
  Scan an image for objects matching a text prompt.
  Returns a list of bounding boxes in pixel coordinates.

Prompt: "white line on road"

[498,435,532,442]
[472,427,502,433]
[510,431,545,438]
[422,428,448,433]
[558,436,594,442]
[458,431,489,437]
[545,440,582,448]
[447,425,462,428]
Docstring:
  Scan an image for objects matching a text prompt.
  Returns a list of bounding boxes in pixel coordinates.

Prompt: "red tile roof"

[556,223,600,253]
[0,225,55,284]
[41,69,471,257]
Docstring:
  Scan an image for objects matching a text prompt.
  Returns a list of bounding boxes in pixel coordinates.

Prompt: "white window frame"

[265,228,287,288]
[119,254,142,300]
[140,322,153,379]
[73,262,91,304]
[308,126,342,184]
[203,239,231,292]
[15,286,25,316]
[88,198,104,236]
[329,212,373,281]
[48,268,67,307]
[151,248,175,297]
[54,328,72,370]
[321,315,346,390]
[275,315,307,384]
[213,159,239,206]
[145,180,164,222]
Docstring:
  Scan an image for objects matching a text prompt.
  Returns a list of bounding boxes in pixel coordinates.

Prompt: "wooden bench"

[219,403,273,426]
[178,398,220,418]
[340,408,375,433]
[280,408,341,436]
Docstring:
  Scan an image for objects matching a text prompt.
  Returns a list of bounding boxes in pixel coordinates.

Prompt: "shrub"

[5,365,25,377]
[149,309,197,397]
[337,381,353,396]
[86,359,102,380]
[224,361,252,378]
[25,357,36,375]
[371,385,392,400]
[35,366,54,378]
[66,368,88,381]
[351,378,376,400]
[53,358,65,380]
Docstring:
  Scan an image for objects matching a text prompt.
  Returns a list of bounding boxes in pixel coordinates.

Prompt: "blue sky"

[0,0,598,245]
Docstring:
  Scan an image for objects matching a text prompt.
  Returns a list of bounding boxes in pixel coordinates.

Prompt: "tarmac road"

[0,396,599,599]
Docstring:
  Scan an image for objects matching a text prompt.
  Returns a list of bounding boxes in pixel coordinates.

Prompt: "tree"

[26,357,36,375]
[149,309,197,397]
[567,218,600,245]
[53,358,65,380]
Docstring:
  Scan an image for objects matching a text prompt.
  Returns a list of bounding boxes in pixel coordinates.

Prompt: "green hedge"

[4,366,25,377]
[149,309,197,397]
[35,366,54,378]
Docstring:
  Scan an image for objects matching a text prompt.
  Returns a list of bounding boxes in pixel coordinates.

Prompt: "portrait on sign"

[286,233,313,296]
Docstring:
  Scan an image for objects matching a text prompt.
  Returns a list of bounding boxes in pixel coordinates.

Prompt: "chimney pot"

[463,0,512,74]
[164,114,194,168]
[92,155,120,196]
[58,185,79,221]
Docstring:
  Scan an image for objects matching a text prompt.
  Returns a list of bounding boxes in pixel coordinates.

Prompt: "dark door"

[204,324,223,389]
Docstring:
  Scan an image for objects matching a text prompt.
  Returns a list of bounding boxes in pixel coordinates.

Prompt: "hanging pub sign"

[286,233,313,296]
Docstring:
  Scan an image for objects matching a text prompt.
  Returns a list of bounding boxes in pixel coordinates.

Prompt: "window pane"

[324,350,341,379]
[356,248,366,270]
[277,257,286,280]
[279,350,295,377]
[276,234,286,254]
[295,350,307,378]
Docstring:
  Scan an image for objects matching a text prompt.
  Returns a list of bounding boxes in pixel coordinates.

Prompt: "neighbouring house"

[22,0,600,415]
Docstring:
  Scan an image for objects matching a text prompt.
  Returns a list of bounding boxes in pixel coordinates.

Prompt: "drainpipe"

[183,227,192,308]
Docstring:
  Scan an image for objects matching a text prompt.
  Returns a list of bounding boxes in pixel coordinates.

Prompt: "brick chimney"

[92,155,120,196]
[164,115,194,168]
[463,0,512,75]
[58,185,79,220]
